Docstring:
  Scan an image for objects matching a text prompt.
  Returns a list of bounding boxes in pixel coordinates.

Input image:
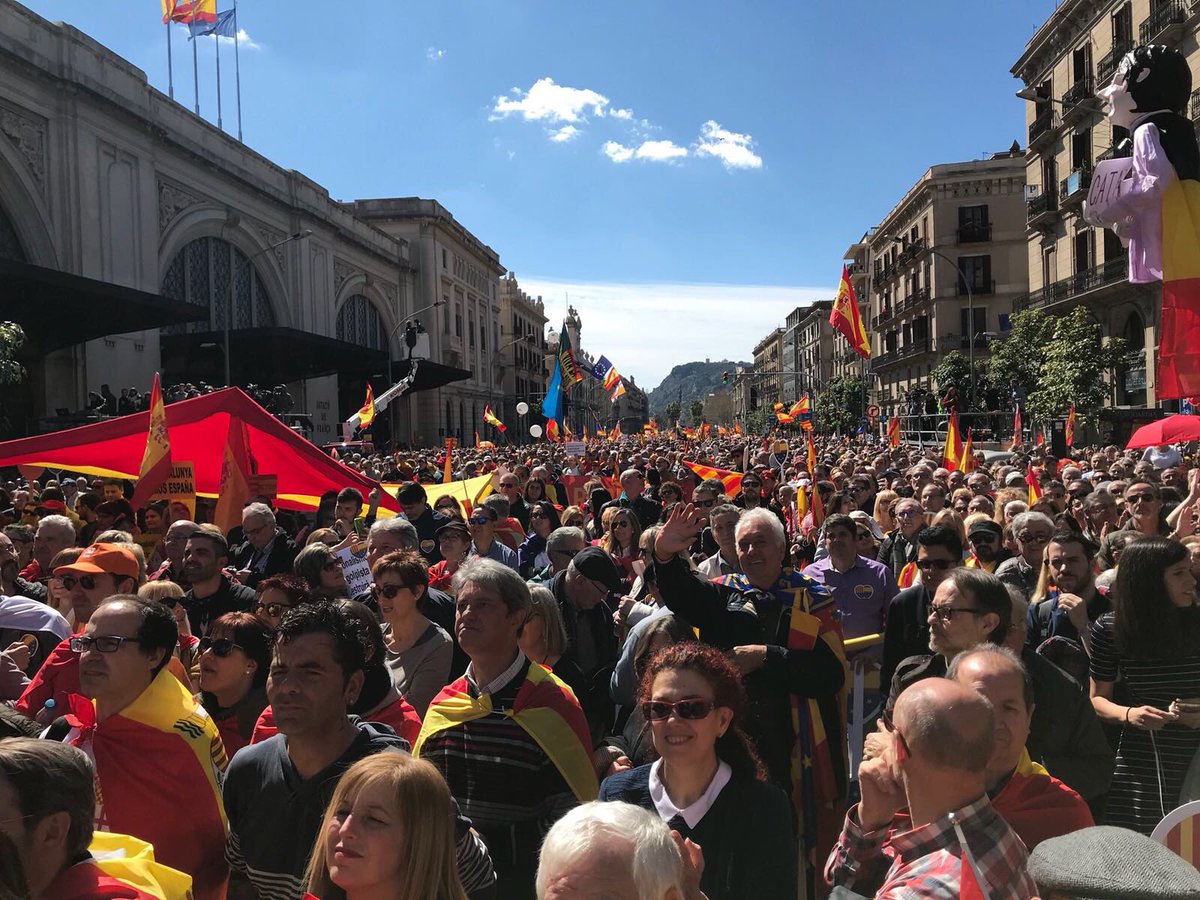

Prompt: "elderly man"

[417,558,594,898]
[996,511,1055,601]
[947,646,1093,849]
[150,518,198,585]
[1098,480,1170,569]
[826,678,1037,897]
[877,497,926,582]
[23,514,76,584]
[496,470,531,530]
[652,505,846,887]
[48,596,228,900]
[529,525,587,583]
[231,502,298,588]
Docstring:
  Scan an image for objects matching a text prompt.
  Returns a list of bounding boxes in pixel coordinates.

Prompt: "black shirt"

[410,506,452,564]
[183,575,256,636]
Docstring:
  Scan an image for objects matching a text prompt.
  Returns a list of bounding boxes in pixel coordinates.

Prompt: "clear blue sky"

[23,1,1058,388]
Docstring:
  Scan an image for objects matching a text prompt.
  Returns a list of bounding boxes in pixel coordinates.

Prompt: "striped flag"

[356,384,375,429]
[682,461,743,495]
[886,416,900,447]
[482,404,506,433]
[806,432,816,473]
[959,428,974,473]
[831,264,871,357]
[546,418,560,442]
[1155,173,1200,398]
[1026,463,1043,505]
[130,373,172,509]
[213,414,252,533]
[557,322,583,386]
[942,412,964,471]
[163,0,216,23]
[1011,405,1022,450]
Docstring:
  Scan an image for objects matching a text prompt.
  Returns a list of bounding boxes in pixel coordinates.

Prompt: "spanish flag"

[886,415,901,447]
[1011,405,1022,450]
[733,421,743,435]
[959,428,974,473]
[806,432,817,473]
[545,418,560,442]
[212,414,252,534]
[130,373,172,509]
[683,460,743,495]
[795,482,808,523]
[482,404,506,433]
[1026,463,1043,505]
[163,0,216,24]
[699,422,712,440]
[608,423,621,441]
[415,660,598,803]
[942,412,964,472]
[356,383,376,430]
[797,394,813,431]
[831,264,871,358]
[1064,404,1076,446]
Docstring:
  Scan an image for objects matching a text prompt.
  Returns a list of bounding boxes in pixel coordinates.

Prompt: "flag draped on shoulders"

[65,668,228,900]
[130,373,172,509]
[415,660,598,803]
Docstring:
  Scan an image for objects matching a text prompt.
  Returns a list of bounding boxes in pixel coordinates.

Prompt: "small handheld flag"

[356,384,375,430]
[886,416,900,447]
[942,412,964,472]
[483,404,506,433]
[1065,404,1076,447]
[1026,463,1043,504]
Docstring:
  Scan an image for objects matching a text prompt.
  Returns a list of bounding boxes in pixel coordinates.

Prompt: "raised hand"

[654,503,703,560]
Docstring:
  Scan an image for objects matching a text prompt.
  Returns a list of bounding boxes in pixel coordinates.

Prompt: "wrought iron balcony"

[898,237,926,264]
[956,223,992,244]
[938,333,993,352]
[1012,257,1129,311]
[1026,186,1059,229]
[871,308,892,329]
[1059,168,1092,207]
[1097,42,1132,84]
[1028,109,1060,149]
[1140,0,1187,44]
[1191,88,1200,126]
[1061,76,1096,121]
[901,287,931,312]
[848,261,867,277]
[869,336,931,371]
[956,279,996,297]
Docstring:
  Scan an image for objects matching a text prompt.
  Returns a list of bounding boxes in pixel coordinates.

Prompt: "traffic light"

[722,371,729,385]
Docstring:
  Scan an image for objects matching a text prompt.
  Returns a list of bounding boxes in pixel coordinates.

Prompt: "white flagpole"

[233,3,243,142]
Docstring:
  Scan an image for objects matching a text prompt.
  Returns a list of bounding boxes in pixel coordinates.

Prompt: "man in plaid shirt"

[826,678,1037,898]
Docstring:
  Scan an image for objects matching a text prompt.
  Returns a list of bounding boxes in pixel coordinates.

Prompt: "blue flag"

[542,358,564,422]
[189,7,237,39]
[590,355,613,382]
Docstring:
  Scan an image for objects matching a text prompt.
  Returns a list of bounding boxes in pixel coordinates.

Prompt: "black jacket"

[886,649,1113,800]
[601,494,662,531]
[880,583,931,691]
[547,571,617,745]
[183,576,257,636]
[230,528,299,589]
[876,527,923,579]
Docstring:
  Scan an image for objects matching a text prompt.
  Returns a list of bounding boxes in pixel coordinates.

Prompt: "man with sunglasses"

[468,504,519,571]
[496,471,531,531]
[877,498,926,582]
[181,530,256,637]
[15,542,140,720]
[965,519,1011,574]
[1097,480,1170,570]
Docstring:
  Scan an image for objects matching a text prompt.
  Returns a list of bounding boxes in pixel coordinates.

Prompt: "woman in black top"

[598,641,796,900]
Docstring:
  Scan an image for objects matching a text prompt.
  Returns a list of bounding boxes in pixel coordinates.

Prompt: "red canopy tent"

[0,388,398,513]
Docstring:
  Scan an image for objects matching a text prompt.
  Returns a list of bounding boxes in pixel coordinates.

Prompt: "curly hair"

[637,641,766,781]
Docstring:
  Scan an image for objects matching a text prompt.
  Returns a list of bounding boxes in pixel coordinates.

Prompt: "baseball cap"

[571,545,623,593]
[968,519,1004,540]
[54,542,139,579]
[436,520,470,541]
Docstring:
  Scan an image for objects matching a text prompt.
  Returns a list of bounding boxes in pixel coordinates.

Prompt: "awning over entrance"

[0,259,207,353]
[161,327,391,385]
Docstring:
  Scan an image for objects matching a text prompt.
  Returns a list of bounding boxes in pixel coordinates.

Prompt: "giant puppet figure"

[1082,45,1200,399]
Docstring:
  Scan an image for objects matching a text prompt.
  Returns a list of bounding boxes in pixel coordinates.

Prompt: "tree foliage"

[688,398,705,425]
[984,309,1055,404]
[0,322,25,386]
[815,375,866,434]
[663,400,681,427]
[931,351,973,403]
[1026,306,1127,427]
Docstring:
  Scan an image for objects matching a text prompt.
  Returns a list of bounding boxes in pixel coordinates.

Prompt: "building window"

[1074,229,1095,274]
[469,313,475,348]
[442,248,448,269]
[957,255,993,295]
[960,307,985,339]
[443,297,450,333]
[161,236,276,335]
[958,205,990,242]
[455,307,463,338]
[335,294,387,351]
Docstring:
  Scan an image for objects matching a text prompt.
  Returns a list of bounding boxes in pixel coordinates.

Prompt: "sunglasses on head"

[60,574,104,591]
[198,637,243,658]
[254,602,289,618]
[641,697,716,721]
[372,583,411,599]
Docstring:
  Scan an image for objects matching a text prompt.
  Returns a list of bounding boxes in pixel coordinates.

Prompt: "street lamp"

[225,229,312,386]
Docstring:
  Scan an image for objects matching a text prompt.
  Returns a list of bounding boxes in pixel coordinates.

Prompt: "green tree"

[931,351,978,407]
[0,322,27,438]
[689,398,705,425]
[663,400,681,427]
[745,406,772,435]
[1027,306,1127,428]
[814,376,866,434]
[984,309,1055,404]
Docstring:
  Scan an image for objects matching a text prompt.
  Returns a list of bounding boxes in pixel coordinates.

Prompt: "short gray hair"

[735,507,786,551]
[36,514,75,542]
[546,526,586,558]
[242,502,275,526]
[536,801,683,900]
[708,503,741,526]
[482,494,510,518]
[369,515,419,550]
[452,557,531,615]
[1011,511,1055,535]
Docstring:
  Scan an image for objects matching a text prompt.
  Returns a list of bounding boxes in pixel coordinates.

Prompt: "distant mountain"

[646,360,749,418]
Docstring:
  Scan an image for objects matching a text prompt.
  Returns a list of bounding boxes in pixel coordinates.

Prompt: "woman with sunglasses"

[560,505,587,529]
[138,580,198,686]
[601,509,642,590]
[294,544,349,601]
[197,611,272,754]
[598,642,796,900]
[374,551,452,717]
[517,501,561,579]
[252,574,310,630]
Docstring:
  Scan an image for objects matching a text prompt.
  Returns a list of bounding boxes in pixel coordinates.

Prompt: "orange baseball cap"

[54,542,139,580]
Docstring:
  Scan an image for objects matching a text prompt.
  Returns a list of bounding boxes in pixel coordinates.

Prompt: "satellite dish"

[516,402,530,416]
[529,424,543,438]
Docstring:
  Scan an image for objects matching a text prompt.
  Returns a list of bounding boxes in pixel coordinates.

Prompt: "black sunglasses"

[641,698,716,721]
[916,558,955,571]
[198,637,243,658]
[60,574,103,591]
[372,583,413,599]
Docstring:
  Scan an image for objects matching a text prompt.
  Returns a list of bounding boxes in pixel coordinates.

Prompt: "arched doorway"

[160,236,277,334]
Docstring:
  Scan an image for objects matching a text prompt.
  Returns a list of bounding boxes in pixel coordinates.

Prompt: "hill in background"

[646,359,749,418]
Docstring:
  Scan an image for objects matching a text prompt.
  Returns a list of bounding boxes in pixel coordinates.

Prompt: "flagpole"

[215,26,223,131]
[233,3,243,142]
[191,25,200,115]
[166,19,175,100]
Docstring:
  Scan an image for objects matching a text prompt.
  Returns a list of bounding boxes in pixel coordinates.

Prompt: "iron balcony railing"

[1028,109,1059,146]
[1098,42,1132,84]
[1013,257,1129,311]
[1139,0,1187,43]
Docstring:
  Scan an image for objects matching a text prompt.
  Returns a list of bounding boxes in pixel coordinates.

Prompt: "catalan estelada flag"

[65,669,228,900]
[415,660,598,803]
[356,384,375,430]
[482,404,506,433]
[1026,463,1043,505]
[887,415,901,447]
[831,264,871,358]
[130,373,172,509]
[683,460,743,495]
[1064,404,1076,446]
[942,412,964,472]
[1155,155,1200,398]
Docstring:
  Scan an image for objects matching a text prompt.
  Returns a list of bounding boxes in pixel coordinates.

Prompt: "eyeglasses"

[896,508,922,518]
[499,482,519,490]
[1016,532,1051,544]
[741,482,761,490]
[531,511,548,520]
[641,698,717,721]
[198,637,244,658]
[692,498,716,508]
[372,583,412,599]
[917,558,955,571]
[1125,492,1158,504]
[69,634,132,654]
[254,602,289,618]
[928,605,982,622]
[158,597,180,609]
[60,574,103,591]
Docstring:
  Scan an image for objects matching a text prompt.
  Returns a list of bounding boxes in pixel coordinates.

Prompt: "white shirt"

[465,650,527,697]
[648,758,731,829]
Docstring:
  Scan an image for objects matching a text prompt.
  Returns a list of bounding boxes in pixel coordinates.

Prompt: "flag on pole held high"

[887,416,901,447]
[213,415,253,533]
[959,428,974,473]
[1011,405,1022,450]
[187,6,236,37]
[482,404,506,433]
[542,356,564,424]
[1026,463,1043,505]
[590,355,622,391]
[545,419,561,442]
[356,384,375,430]
[831,264,871,358]
[163,0,217,23]
[557,322,583,386]
[130,374,172,509]
[796,393,813,431]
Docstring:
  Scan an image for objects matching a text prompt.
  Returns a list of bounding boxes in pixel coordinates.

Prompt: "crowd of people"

[3,431,1200,898]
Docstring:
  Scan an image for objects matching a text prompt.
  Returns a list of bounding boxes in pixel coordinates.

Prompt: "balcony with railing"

[1140,0,1188,44]
[1013,257,1129,311]
[848,261,867,278]
[898,237,926,264]
[1026,185,1059,229]
[870,335,932,371]
[1028,109,1060,149]
[956,279,996,297]
[938,333,994,352]
[1096,142,1128,164]
[1097,42,1132,84]
[1059,167,1092,208]
[1191,88,1200,127]
[957,222,992,244]
[871,307,893,330]
[1061,76,1095,121]
[901,286,931,312]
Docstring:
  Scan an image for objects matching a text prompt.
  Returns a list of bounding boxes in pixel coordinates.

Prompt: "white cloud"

[518,277,830,387]
[610,107,634,120]
[426,46,446,61]
[550,125,580,143]
[695,120,763,170]
[184,23,261,50]
[603,139,688,164]
[491,77,609,124]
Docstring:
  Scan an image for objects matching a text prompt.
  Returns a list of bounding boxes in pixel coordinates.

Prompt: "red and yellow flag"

[482,404,506,433]
[1155,176,1200,398]
[1011,406,1022,450]
[886,416,900,447]
[608,423,621,440]
[163,0,216,24]
[733,422,744,436]
[546,418,560,442]
[683,460,743,495]
[213,414,252,533]
[356,384,375,430]
[1026,463,1043,505]
[942,412,964,472]
[796,394,813,431]
[130,373,172,509]
[959,428,974,473]
[831,264,871,358]
[699,422,712,441]
[806,432,817,474]
[1064,404,1076,447]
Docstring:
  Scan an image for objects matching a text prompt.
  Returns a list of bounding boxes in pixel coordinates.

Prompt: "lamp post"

[225,229,311,387]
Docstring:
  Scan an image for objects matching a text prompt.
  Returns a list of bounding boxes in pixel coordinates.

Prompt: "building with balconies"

[857,150,1029,421]
[796,300,835,397]
[1012,0,1200,414]
[497,272,549,435]
[752,327,785,413]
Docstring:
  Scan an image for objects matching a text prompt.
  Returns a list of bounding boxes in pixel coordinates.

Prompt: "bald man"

[826,679,1036,898]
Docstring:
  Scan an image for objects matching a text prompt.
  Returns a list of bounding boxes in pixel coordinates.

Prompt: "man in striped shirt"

[826,678,1037,898]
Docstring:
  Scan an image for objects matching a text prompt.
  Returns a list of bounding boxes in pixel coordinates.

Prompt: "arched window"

[335,294,388,352]
[160,236,275,334]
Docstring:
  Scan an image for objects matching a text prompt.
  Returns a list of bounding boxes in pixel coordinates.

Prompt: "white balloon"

[516,402,530,416]
[529,424,543,438]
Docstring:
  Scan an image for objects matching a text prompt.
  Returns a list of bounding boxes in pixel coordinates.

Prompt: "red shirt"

[428,560,454,592]
[990,762,1094,849]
